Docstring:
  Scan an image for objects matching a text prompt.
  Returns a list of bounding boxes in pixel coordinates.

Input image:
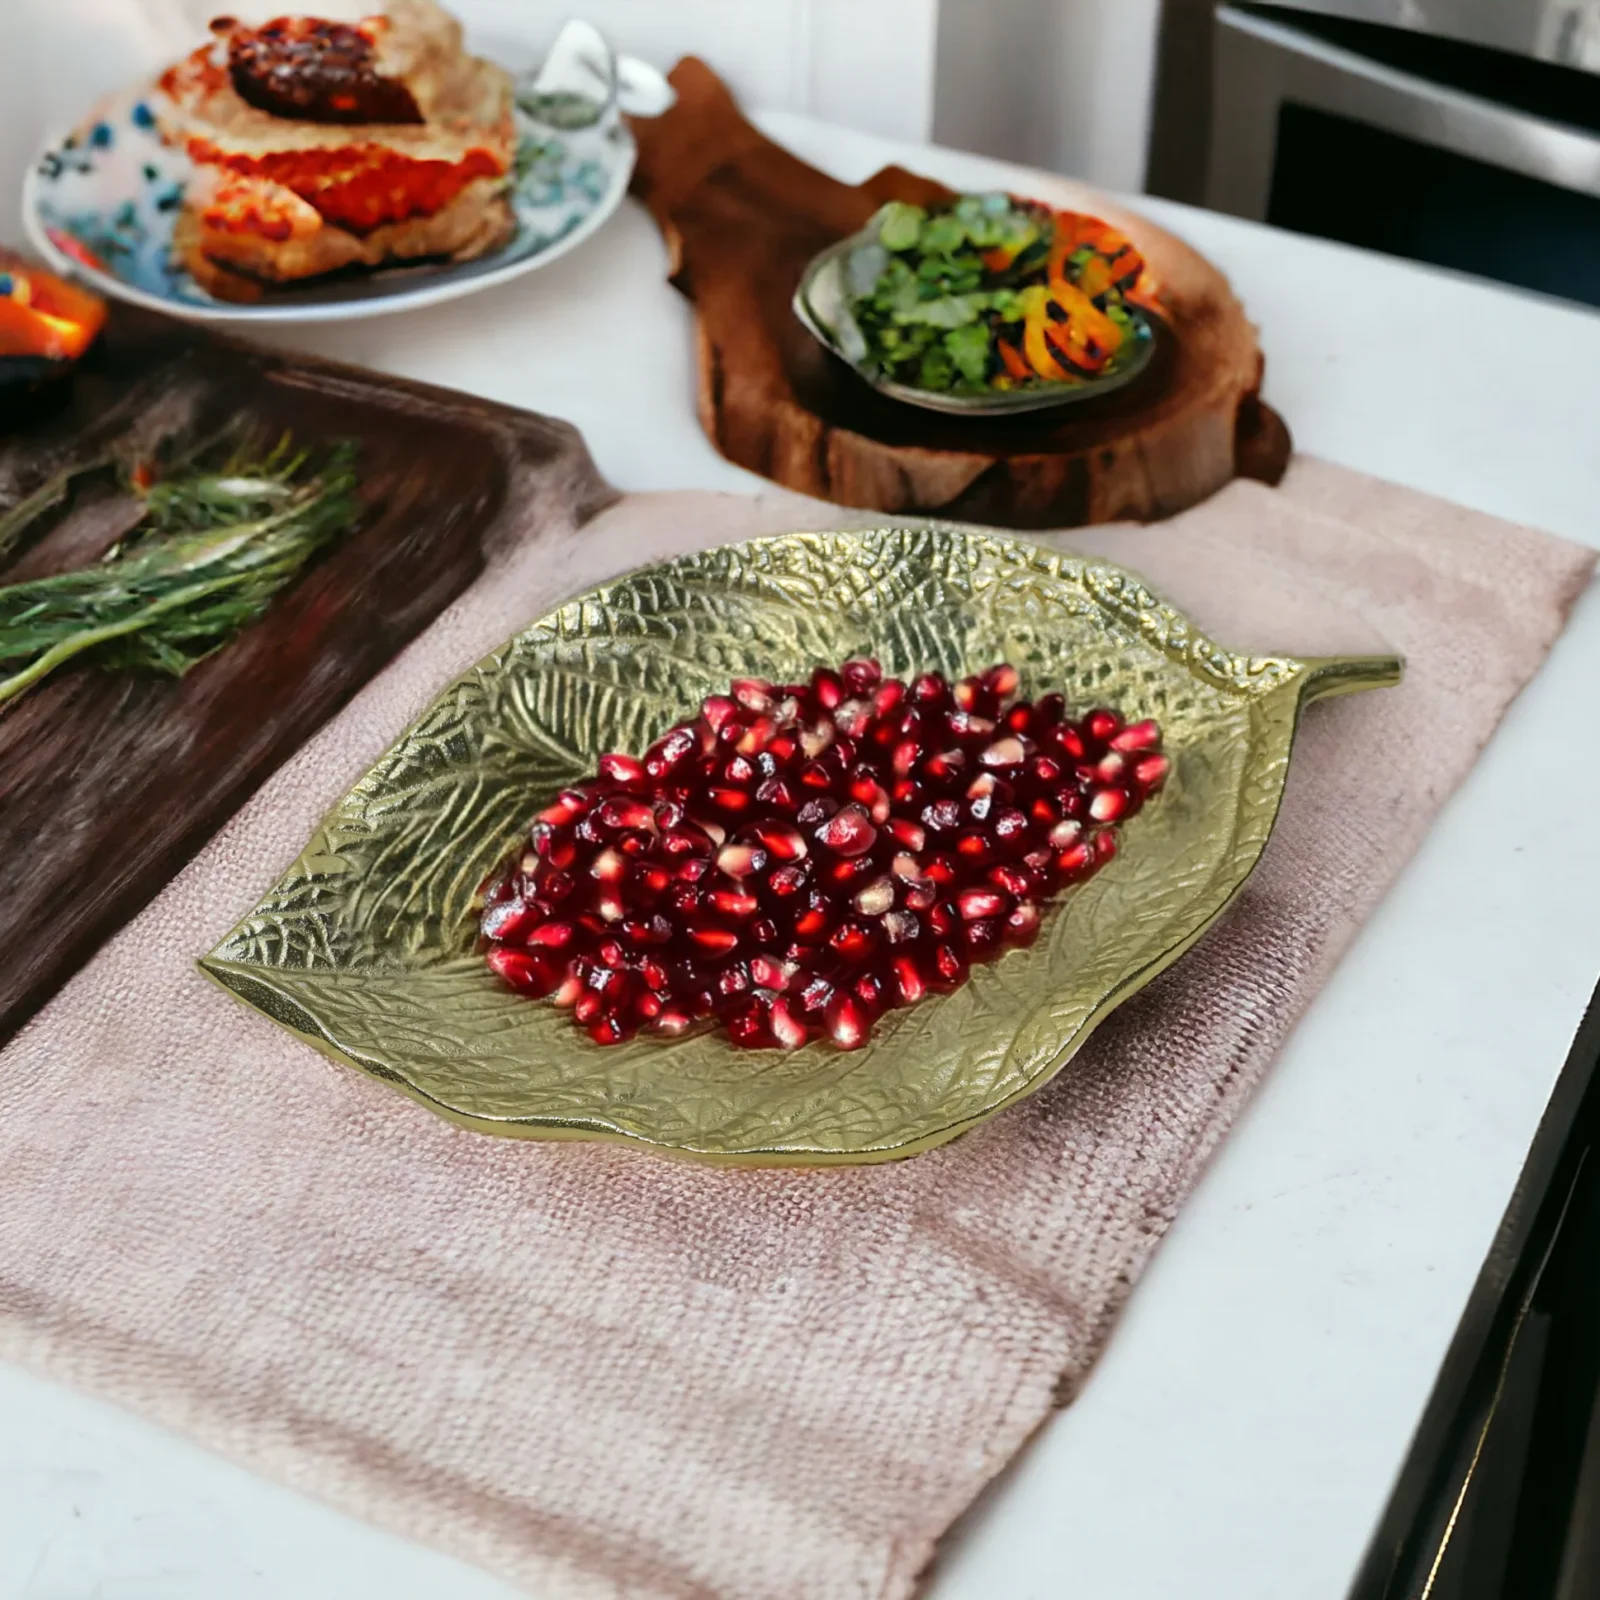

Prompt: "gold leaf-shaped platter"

[201,527,1400,1165]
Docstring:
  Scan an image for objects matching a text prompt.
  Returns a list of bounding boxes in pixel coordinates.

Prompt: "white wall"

[932,0,1161,194]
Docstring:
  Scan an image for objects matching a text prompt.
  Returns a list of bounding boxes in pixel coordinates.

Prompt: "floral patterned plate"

[21,22,668,324]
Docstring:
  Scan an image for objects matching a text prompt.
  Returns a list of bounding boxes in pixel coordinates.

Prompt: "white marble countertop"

[3,111,1600,1600]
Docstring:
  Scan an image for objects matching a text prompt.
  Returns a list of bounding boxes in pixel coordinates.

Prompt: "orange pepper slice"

[996,338,1032,381]
[1023,308,1071,382]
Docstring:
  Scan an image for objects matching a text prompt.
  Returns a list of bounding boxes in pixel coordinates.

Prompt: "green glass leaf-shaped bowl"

[202,527,1400,1166]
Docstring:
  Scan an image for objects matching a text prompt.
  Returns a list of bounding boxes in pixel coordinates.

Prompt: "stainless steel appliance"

[1203,2,1600,307]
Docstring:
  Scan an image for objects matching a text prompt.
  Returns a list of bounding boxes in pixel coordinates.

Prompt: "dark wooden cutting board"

[0,307,612,1046]
[630,60,1290,529]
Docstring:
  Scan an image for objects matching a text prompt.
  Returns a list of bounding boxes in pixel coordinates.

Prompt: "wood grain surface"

[0,308,612,1045]
[630,59,1291,528]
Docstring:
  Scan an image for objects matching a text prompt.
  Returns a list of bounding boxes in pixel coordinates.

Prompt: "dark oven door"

[1207,5,1600,308]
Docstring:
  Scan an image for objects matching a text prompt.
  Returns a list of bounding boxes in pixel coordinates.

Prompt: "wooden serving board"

[630,60,1291,528]
[0,307,611,1046]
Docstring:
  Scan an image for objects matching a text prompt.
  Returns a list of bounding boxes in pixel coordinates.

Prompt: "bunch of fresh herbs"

[0,431,360,710]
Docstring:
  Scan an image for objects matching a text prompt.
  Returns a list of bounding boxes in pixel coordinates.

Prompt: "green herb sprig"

[0,432,360,710]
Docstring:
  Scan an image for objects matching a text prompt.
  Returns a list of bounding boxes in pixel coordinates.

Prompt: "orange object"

[996,338,1031,381]
[1021,305,1071,382]
[0,257,107,361]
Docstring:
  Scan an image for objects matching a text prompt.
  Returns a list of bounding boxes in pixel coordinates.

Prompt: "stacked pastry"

[152,0,516,300]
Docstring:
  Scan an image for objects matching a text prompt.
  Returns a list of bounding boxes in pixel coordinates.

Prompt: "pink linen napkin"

[0,458,1590,1599]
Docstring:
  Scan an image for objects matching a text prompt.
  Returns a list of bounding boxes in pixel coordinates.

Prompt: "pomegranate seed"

[1084,708,1123,747]
[716,843,766,879]
[1049,819,1083,849]
[855,970,890,1013]
[484,664,1165,1048]
[930,943,967,990]
[481,897,539,942]
[716,964,752,997]
[797,975,834,1017]
[842,656,881,693]
[755,776,797,810]
[537,792,585,825]
[826,993,867,1048]
[1109,718,1160,753]
[736,716,778,754]
[796,795,838,827]
[732,676,775,711]
[598,752,645,786]
[1056,841,1093,875]
[598,793,652,832]
[726,998,774,1047]
[794,895,833,939]
[889,955,926,1005]
[750,954,794,991]
[646,727,698,777]
[768,863,810,898]
[923,748,967,782]
[751,822,807,860]
[702,695,739,731]
[811,667,845,709]
[1053,724,1086,760]
[849,773,892,823]
[985,663,1020,697]
[1089,787,1130,823]
[958,888,1007,920]
[829,921,877,962]
[770,999,807,1049]
[687,924,739,958]
[980,737,1026,768]
[1133,753,1171,792]
[989,864,1033,897]
[993,809,1029,852]
[854,877,896,916]
[485,946,560,995]
[815,804,877,857]
[887,817,925,851]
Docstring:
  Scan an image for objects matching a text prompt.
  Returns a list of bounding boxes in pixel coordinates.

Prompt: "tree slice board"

[0,307,612,1045]
[630,59,1291,528]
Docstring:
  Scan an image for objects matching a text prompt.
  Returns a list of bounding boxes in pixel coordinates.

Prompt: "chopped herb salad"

[840,193,1156,398]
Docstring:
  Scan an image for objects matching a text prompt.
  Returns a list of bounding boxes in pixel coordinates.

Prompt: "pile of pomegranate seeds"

[481,660,1168,1050]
